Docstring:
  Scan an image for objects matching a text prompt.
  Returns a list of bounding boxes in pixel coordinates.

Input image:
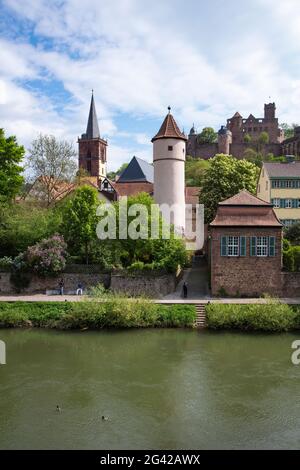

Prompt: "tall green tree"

[0,128,24,201]
[62,185,99,264]
[199,154,259,223]
[197,127,217,144]
[185,157,210,186]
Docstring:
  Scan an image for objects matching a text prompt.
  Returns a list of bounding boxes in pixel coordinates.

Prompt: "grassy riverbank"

[0,300,196,329]
[206,302,300,332]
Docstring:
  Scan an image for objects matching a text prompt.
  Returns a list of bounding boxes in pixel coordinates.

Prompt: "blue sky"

[1,0,300,171]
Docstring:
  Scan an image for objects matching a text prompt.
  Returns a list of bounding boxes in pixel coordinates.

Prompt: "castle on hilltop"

[187,102,293,159]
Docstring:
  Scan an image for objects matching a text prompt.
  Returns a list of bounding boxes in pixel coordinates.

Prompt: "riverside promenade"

[0,294,300,304]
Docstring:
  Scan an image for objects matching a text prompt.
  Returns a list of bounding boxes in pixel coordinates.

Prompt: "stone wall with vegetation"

[0,269,178,297]
[110,272,179,298]
[281,272,300,297]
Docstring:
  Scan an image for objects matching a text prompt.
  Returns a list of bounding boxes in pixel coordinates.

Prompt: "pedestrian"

[183,281,188,299]
[59,278,64,296]
[76,282,83,295]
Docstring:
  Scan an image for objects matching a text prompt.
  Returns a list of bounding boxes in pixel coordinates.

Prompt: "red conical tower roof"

[152,107,187,142]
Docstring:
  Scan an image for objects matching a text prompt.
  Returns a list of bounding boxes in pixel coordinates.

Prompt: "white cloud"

[2,0,300,171]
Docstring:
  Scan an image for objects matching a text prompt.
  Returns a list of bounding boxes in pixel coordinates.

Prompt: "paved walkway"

[0,295,300,304]
[163,256,210,300]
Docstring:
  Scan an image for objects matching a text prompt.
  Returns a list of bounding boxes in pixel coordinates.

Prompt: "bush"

[283,248,295,271]
[206,300,297,332]
[0,256,13,270]
[0,300,196,329]
[24,234,67,276]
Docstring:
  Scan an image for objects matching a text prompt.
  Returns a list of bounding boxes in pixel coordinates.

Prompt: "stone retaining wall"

[0,272,110,294]
[281,272,300,297]
[0,270,177,298]
[110,273,178,298]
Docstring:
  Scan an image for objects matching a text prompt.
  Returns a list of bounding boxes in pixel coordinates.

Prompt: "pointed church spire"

[86,91,100,139]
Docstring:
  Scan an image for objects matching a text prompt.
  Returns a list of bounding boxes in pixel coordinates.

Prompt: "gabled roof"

[247,113,256,120]
[211,190,282,227]
[118,156,154,183]
[263,162,300,178]
[85,93,100,139]
[152,109,187,142]
[231,111,242,119]
[219,190,270,206]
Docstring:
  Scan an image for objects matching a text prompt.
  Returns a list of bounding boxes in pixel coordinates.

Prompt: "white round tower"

[152,107,187,233]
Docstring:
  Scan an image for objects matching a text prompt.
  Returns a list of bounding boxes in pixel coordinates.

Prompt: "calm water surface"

[0,328,299,449]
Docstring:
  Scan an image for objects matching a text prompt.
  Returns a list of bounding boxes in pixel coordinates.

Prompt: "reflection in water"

[0,329,299,449]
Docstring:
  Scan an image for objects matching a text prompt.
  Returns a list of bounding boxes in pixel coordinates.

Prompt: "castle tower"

[78,92,107,181]
[227,111,243,143]
[218,126,232,154]
[264,102,276,120]
[152,107,187,233]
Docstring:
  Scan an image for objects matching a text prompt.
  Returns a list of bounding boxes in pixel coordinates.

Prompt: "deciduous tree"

[199,154,259,223]
[0,128,24,201]
[28,134,77,206]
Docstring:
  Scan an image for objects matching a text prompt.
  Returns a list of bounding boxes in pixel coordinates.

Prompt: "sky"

[1,0,300,171]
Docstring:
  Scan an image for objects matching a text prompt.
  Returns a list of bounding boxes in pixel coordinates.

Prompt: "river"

[0,329,299,449]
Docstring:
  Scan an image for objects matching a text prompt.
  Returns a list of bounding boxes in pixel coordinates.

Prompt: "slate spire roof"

[152,107,187,142]
[85,92,100,139]
[117,156,154,183]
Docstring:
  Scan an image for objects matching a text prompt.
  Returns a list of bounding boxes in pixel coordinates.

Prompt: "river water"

[0,329,299,449]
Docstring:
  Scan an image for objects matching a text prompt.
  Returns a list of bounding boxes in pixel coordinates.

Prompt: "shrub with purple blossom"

[24,234,67,276]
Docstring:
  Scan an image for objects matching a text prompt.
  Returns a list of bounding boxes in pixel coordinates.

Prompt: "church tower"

[78,92,107,181]
[152,107,187,233]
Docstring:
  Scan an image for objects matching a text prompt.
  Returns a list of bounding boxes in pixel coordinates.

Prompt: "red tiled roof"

[219,190,270,206]
[211,190,282,227]
[264,162,300,178]
[185,186,200,205]
[152,112,187,142]
[210,206,282,227]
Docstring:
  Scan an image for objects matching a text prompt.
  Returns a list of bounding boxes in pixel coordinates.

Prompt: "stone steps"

[195,304,206,328]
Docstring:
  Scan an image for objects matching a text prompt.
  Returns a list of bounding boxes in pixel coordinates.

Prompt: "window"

[256,236,268,257]
[258,184,261,193]
[266,181,268,190]
[272,198,280,208]
[298,200,300,208]
[168,146,173,151]
[221,236,246,257]
[87,160,91,173]
[227,236,239,256]
[285,199,293,208]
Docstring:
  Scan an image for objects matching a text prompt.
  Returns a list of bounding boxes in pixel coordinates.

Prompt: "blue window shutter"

[271,198,274,205]
[240,236,246,256]
[293,199,297,208]
[280,199,285,208]
[221,236,227,256]
[250,237,256,256]
[269,236,276,256]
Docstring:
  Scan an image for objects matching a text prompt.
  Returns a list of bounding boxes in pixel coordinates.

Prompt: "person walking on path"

[182,281,188,299]
[59,278,64,296]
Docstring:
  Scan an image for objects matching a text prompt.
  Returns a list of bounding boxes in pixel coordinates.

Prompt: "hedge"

[0,301,196,329]
[206,302,299,332]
